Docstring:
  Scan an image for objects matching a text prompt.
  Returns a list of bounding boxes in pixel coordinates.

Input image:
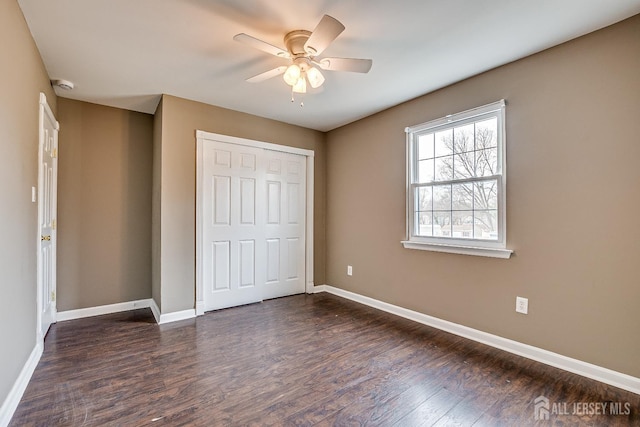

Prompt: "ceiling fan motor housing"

[284,30,314,57]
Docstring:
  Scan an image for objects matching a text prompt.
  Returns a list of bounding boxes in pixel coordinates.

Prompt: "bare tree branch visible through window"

[416,118,498,238]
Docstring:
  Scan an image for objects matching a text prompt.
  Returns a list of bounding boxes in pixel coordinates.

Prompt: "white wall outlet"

[516,296,528,314]
[347,265,353,276]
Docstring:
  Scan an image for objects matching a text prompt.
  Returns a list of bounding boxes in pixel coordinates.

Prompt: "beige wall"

[0,0,57,406]
[326,15,640,378]
[156,95,326,313]
[57,99,153,311]
[152,98,163,310]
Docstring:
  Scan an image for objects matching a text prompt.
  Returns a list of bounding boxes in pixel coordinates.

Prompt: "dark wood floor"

[10,293,639,426]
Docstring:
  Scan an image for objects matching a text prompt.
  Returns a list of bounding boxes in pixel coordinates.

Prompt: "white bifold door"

[201,139,307,311]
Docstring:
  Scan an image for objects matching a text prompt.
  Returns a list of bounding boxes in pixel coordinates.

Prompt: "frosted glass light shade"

[283,64,301,86]
[306,66,325,88]
[292,76,307,93]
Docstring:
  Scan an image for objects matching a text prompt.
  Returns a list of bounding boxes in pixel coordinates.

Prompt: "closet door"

[263,149,306,300]
[201,140,306,311]
[202,141,265,311]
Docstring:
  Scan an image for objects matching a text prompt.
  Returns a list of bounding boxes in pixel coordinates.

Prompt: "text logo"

[534,395,550,421]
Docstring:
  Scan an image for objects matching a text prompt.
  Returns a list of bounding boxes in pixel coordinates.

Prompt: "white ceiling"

[18,0,640,132]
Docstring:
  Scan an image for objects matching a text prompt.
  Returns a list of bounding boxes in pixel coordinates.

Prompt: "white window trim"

[402,100,513,259]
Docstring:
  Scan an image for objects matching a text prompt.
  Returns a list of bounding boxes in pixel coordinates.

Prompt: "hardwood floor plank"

[9,293,640,426]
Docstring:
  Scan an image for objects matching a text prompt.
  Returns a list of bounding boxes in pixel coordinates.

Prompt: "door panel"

[212,241,231,291]
[38,94,58,338]
[266,238,280,283]
[203,142,265,311]
[213,176,231,225]
[202,140,306,311]
[287,238,299,279]
[240,179,255,224]
[263,149,306,300]
[239,240,255,288]
[267,181,281,224]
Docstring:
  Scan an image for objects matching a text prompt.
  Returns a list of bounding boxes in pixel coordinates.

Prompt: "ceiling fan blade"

[246,66,287,83]
[316,57,373,73]
[234,33,290,58]
[304,15,345,56]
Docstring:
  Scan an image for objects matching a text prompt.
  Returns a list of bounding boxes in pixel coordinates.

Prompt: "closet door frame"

[195,130,315,316]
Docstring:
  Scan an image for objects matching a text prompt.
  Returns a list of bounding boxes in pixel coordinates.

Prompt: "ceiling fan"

[233,15,372,96]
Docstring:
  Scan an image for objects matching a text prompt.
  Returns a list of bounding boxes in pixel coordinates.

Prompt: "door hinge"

[51,291,56,302]
[52,219,56,230]
[52,148,58,158]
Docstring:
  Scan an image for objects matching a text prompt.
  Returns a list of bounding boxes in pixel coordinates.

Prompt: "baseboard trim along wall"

[57,299,153,322]
[149,299,196,324]
[57,299,196,325]
[314,284,640,395]
[0,341,43,427]
[149,298,161,323]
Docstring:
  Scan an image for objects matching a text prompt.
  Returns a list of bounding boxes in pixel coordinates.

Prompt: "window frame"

[402,100,512,259]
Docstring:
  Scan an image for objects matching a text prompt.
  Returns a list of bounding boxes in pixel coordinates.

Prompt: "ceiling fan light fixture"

[306,66,325,89]
[283,64,301,86]
[234,14,372,100]
[292,76,307,93]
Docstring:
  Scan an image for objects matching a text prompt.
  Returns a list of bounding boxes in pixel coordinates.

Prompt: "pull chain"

[290,89,304,107]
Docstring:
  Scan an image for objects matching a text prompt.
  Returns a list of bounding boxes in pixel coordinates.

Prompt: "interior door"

[38,93,58,338]
[202,141,266,311]
[263,149,306,299]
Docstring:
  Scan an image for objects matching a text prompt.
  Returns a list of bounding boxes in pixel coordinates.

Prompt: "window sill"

[401,241,513,259]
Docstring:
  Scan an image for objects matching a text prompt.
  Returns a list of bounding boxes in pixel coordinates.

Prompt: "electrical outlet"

[347,265,353,276]
[516,296,528,314]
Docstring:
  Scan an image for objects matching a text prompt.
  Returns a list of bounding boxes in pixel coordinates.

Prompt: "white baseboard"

[149,299,161,323]
[57,298,195,325]
[315,284,640,395]
[149,298,195,324]
[157,309,196,324]
[0,341,43,427]
[56,299,152,322]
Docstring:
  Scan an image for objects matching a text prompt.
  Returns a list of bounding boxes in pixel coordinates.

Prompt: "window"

[402,100,512,259]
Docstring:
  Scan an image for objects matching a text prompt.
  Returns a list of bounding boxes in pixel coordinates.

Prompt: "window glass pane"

[435,155,453,181]
[417,159,434,183]
[474,180,498,210]
[416,186,433,211]
[433,212,451,237]
[476,148,498,176]
[416,212,433,236]
[434,129,453,157]
[452,183,473,210]
[453,152,474,180]
[476,118,497,149]
[433,185,451,211]
[418,133,434,160]
[474,210,498,240]
[453,124,474,154]
[452,211,474,239]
